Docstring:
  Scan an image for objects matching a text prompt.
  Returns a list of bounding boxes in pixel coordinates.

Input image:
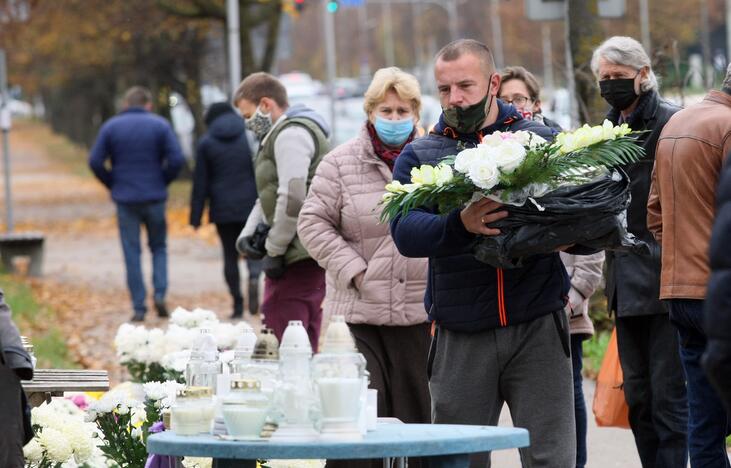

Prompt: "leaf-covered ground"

[1,121,261,384]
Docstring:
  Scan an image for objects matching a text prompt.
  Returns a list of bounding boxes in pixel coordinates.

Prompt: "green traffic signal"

[326,1,338,13]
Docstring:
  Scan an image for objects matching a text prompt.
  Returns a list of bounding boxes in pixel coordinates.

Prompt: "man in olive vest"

[234,72,331,350]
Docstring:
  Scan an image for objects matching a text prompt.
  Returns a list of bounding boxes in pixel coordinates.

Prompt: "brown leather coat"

[648,90,731,299]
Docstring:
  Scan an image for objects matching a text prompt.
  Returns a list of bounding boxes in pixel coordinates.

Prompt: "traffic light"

[326,0,338,13]
[294,0,305,12]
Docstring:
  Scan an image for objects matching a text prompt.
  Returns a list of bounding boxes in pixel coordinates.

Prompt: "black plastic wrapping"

[473,169,648,269]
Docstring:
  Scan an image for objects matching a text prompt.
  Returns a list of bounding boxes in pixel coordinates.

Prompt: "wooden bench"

[0,231,45,276]
[22,369,109,407]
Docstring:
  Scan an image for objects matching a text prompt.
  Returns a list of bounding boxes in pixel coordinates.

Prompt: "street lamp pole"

[446,0,459,41]
[383,0,395,66]
[489,0,504,69]
[639,0,651,53]
[226,0,242,95]
[0,49,13,232]
[323,0,337,138]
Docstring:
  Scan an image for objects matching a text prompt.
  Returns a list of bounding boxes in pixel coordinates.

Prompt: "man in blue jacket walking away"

[391,39,575,467]
[89,86,185,322]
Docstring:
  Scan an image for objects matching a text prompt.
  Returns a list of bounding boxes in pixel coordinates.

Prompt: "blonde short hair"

[363,67,422,119]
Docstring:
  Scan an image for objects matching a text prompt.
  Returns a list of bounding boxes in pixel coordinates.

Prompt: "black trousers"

[0,363,25,468]
[215,222,262,303]
[616,313,688,468]
[326,322,432,468]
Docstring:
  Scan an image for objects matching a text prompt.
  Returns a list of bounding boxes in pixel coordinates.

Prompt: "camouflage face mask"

[245,106,273,141]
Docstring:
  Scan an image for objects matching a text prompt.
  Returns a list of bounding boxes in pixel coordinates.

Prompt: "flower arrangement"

[170,307,219,329]
[114,307,253,382]
[380,120,643,222]
[85,381,183,468]
[23,399,103,468]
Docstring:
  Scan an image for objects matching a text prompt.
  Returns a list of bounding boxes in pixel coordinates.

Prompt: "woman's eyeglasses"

[500,95,532,107]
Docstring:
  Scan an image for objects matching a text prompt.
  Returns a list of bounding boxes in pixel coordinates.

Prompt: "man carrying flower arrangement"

[390,39,575,467]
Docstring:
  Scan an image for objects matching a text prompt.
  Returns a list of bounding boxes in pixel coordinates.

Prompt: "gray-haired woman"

[591,36,688,468]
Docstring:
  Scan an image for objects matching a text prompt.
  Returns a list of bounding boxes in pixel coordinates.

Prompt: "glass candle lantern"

[221,379,270,439]
[311,316,367,440]
[271,320,319,440]
[185,328,223,393]
[170,386,215,435]
[228,328,258,374]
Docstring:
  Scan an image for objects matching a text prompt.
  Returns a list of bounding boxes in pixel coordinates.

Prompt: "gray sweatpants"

[429,312,576,468]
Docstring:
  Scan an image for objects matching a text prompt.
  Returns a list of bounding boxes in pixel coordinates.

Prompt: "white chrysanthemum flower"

[89,391,126,414]
[211,322,237,350]
[190,308,219,328]
[143,381,167,401]
[84,409,98,423]
[467,158,501,190]
[165,325,198,353]
[161,349,191,373]
[115,323,150,360]
[38,427,73,462]
[66,423,94,463]
[491,139,526,173]
[23,438,44,462]
[131,427,143,440]
[32,404,64,430]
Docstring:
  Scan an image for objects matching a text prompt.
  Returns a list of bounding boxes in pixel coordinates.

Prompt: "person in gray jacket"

[0,288,34,467]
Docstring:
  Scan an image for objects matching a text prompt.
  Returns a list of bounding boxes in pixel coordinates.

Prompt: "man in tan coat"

[647,64,731,467]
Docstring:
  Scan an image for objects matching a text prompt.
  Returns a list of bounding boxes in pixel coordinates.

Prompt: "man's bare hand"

[460,198,508,236]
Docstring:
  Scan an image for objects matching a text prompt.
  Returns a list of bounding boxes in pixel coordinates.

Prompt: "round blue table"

[147,423,529,467]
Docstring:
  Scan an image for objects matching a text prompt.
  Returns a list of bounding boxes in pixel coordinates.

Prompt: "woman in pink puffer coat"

[297,68,430,446]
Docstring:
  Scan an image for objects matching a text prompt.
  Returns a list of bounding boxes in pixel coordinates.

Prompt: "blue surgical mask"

[374,116,414,146]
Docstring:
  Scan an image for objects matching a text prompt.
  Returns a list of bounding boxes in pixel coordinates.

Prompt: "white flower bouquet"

[86,381,183,468]
[115,307,253,383]
[114,323,189,383]
[382,121,647,268]
[23,399,103,468]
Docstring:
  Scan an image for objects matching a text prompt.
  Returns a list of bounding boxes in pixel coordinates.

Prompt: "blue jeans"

[668,299,731,468]
[116,201,168,314]
[571,334,588,468]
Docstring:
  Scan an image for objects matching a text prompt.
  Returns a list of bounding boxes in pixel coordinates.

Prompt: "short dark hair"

[233,72,289,108]
[124,86,152,108]
[500,66,541,101]
[435,39,496,76]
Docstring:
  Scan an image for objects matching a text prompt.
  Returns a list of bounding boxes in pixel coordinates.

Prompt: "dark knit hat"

[204,102,236,126]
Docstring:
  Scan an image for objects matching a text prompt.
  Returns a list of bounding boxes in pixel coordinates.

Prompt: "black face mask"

[599,74,639,111]
[443,79,494,134]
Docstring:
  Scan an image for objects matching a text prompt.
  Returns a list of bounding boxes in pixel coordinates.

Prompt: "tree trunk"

[260,1,283,72]
[567,0,606,125]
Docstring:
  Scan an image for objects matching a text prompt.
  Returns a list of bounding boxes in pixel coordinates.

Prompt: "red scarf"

[366,122,414,171]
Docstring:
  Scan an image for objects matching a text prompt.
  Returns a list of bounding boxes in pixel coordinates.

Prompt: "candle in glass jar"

[171,404,215,435]
[317,377,362,420]
[222,406,269,437]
